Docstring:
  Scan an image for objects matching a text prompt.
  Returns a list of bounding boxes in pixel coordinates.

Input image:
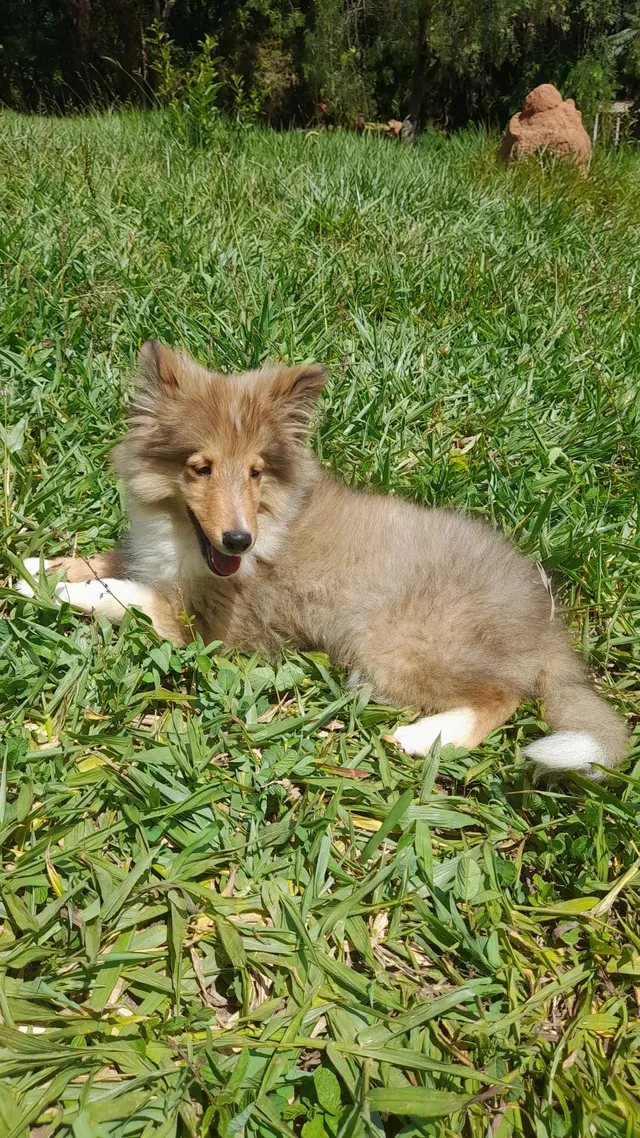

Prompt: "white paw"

[54,580,100,610]
[15,565,153,626]
[54,578,154,623]
[54,578,122,614]
[393,707,476,756]
[16,558,54,597]
[24,557,52,577]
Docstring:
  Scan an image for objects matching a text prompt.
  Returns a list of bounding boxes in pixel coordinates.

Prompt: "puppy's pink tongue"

[210,547,241,576]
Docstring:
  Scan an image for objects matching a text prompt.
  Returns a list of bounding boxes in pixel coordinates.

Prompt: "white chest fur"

[126,504,207,587]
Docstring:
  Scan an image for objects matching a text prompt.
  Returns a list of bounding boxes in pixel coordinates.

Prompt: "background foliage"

[1,111,640,1135]
[1,0,640,127]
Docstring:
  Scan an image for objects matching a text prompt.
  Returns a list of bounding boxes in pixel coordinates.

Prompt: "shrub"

[148,24,222,147]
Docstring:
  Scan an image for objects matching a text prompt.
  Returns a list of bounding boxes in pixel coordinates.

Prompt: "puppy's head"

[113,341,327,577]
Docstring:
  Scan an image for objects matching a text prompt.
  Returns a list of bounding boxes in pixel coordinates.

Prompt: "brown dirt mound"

[500,83,591,169]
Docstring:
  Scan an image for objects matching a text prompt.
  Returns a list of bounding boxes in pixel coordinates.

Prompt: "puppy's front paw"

[15,557,56,597]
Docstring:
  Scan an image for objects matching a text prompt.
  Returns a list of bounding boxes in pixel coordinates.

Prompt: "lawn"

[1,110,640,1138]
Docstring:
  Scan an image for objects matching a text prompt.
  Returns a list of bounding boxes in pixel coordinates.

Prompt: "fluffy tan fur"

[41,342,627,779]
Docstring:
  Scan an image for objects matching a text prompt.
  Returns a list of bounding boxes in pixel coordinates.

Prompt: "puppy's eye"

[194,464,212,477]
[250,468,262,479]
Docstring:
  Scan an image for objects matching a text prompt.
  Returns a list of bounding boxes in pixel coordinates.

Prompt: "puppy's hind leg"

[394,688,519,756]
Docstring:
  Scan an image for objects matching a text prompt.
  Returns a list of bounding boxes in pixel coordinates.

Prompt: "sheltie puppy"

[20,341,627,779]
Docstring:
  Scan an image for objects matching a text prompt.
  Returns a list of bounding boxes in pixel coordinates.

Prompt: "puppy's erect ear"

[138,340,183,395]
[271,364,328,426]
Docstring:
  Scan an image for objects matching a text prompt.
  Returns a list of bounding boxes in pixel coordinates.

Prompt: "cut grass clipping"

[1,111,640,1137]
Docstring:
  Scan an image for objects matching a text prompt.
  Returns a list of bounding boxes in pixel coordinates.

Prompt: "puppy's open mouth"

[187,508,242,577]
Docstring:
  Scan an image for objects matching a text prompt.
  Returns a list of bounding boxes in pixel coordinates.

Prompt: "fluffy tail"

[523,645,627,780]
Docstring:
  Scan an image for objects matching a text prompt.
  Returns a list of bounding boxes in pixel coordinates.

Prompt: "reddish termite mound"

[501,84,591,168]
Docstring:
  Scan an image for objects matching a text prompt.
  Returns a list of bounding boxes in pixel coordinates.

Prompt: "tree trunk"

[405,1,429,143]
[153,0,176,28]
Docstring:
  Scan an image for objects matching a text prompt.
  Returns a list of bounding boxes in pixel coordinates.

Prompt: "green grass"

[1,110,640,1138]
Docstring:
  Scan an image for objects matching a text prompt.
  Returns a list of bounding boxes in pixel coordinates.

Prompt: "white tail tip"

[523,731,605,779]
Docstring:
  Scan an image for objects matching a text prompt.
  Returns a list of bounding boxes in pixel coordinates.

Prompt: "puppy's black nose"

[222,530,252,554]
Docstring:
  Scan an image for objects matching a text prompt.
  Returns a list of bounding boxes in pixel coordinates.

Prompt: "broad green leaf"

[217,917,247,968]
[0,1087,27,1138]
[89,929,134,1010]
[150,643,173,673]
[455,855,483,901]
[0,419,26,454]
[100,853,154,922]
[366,1087,471,1119]
[359,789,413,862]
[314,1066,342,1115]
[16,779,33,823]
[302,1115,327,1138]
